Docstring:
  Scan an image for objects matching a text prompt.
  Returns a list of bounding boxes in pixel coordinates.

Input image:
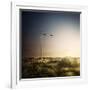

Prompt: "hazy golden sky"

[22,11,80,58]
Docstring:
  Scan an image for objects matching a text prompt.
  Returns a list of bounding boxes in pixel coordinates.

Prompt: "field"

[22,57,80,78]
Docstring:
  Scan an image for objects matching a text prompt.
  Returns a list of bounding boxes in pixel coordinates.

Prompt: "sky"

[21,10,80,58]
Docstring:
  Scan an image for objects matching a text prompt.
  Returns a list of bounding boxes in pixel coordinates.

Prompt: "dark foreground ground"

[21,57,80,78]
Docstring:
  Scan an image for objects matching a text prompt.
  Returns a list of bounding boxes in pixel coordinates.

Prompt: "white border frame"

[11,2,88,88]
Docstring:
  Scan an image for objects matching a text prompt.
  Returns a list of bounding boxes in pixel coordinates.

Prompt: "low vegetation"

[22,57,80,78]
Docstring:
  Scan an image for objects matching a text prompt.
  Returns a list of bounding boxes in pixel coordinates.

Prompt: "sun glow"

[42,25,80,57]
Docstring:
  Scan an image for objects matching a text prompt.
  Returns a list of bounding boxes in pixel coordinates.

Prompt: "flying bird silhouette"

[42,33,47,36]
[50,34,54,36]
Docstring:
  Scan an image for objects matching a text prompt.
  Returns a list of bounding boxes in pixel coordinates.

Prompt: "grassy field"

[22,57,80,78]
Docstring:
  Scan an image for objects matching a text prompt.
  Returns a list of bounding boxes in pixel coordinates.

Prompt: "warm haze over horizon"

[21,10,80,58]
